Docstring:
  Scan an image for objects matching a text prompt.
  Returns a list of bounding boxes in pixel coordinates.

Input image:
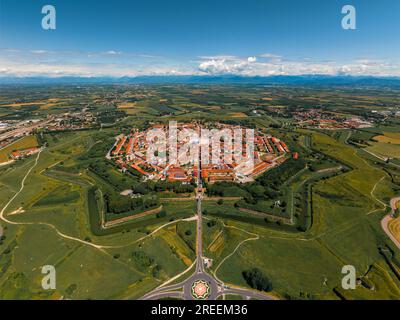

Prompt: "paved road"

[381,197,400,250]
[221,287,274,300]
[195,160,204,273]
[0,119,52,142]
[143,291,183,300]
[183,156,221,299]
[141,132,275,301]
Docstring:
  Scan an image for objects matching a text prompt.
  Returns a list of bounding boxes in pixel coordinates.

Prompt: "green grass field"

[367,142,400,159]
[0,129,198,299]
[1,91,400,300]
[203,130,400,299]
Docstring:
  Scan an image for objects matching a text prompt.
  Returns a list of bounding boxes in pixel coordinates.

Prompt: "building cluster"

[11,147,40,160]
[371,109,400,117]
[109,123,294,184]
[0,119,50,148]
[293,109,372,129]
[0,112,96,148]
[43,112,96,131]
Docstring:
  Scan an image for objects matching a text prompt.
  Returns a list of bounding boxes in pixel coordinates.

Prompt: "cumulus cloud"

[0,57,195,78]
[0,49,399,78]
[198,55,259,75]
[197,55,400,77]
[259,53,282,61]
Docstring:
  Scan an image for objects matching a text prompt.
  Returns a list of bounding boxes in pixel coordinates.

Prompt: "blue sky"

[0,0,399,77]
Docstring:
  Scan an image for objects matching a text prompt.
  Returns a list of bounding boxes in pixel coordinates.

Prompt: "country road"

[0,125,277,301]
[141,142,276,301]
[0,150,118,252]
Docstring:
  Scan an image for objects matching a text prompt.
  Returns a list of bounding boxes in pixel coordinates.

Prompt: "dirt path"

[8,207,25,215]
[156,260,197,289]
[367,176,387,215]
[112,216,198,249]
[362,148,388,162]
[0,151,43,224]
[317,165,343,173]
[0,153,198,252]
[344,131,388,214]
[212,221,260,284]
[103,206,163,228]
[0,151,116,252]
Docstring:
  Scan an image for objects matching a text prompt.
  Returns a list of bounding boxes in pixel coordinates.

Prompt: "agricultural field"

[388,218,400,244]
[367,133,400,159]
[0,84,400,300]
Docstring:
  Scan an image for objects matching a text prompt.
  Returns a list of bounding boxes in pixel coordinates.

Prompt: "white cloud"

[103,50,122,55]
[0,57,195,78]
[198,55,237,60]
[0,49,399,78]
[197,55,400,77]
[260,53,282,60]
[198,55,259,75]
[30,50,51,54]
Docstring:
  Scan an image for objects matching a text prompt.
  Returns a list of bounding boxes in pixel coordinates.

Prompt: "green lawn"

[1,122,400,300]
[204,130,400,299]
[0,129,197,299]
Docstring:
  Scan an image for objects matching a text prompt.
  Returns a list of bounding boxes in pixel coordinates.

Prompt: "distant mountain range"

[1,75,400,87]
